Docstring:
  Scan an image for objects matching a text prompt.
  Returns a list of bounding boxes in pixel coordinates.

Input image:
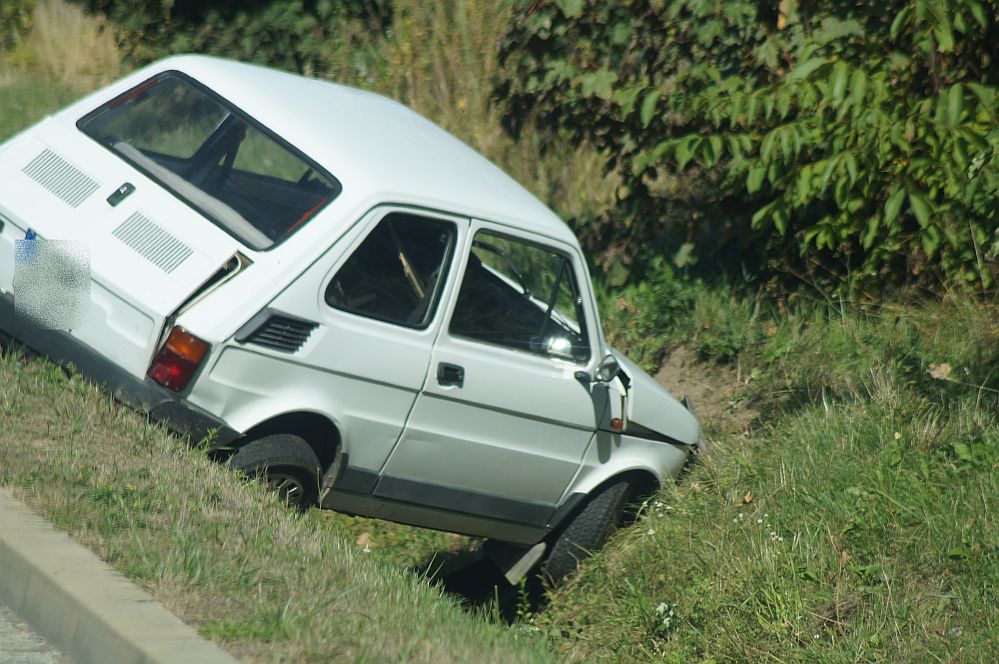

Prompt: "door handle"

[437,362,464,388]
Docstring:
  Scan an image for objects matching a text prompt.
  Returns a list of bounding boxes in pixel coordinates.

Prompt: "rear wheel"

[540,479,631,586]
[227,434,321,509]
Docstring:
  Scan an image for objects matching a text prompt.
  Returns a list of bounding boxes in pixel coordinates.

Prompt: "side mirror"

[595,354,620,383]
[545,336,576,360]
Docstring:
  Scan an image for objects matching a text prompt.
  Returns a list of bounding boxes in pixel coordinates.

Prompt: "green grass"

[534,297,999,661]
[0,71,79,140]
[0,350,551,662]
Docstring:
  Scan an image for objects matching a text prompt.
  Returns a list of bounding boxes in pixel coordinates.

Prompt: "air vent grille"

[241,315,317,353]
[22,148,100,208]
[112,212,193,273]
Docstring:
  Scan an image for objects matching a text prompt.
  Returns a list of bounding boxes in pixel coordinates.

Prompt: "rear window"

[79,71,341,250]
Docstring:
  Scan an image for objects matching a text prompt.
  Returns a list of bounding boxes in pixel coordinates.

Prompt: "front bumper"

[0,291,239,446]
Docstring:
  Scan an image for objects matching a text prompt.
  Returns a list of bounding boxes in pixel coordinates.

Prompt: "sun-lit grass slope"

[0,350,551,663]
[537,297,999,661]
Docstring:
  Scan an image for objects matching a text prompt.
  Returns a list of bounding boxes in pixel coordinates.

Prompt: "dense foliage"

[1,0,36,52]
[78,0,391,76]
[497,0,999,290]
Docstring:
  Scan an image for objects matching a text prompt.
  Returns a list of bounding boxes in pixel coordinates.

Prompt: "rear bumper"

[0,292,239,445]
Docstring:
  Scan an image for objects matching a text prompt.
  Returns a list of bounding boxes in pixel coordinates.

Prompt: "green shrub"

[1,0,36,52]
[78,0,392,74]
[496,0,999,292]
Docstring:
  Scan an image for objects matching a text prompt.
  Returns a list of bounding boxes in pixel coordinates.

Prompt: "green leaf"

[952,441,974,462]
[555,0,584,19]
[862,215,880,248]
[773,204,789,235]
[967,0,987,27]
[708,135,723,162]
[909,192,932,227]
[953,137,968,169]
[788,57,827,82]
[884,188,905,224]
[935,25,955,52]
[675,136,699,170]
[611,21,632,45]
[640,89,661,128]
[579,69,618,100]
[845,153,858,183]
[613,84,645,116]
[830,61,849,102]
[922,224,941,256]
[967,83,996,119]
[751,202,774,228]
[890,6,910,39]
[948,546,970,560]
[849,69,867,109]
[947,83,963,128]
[747,164,766,194]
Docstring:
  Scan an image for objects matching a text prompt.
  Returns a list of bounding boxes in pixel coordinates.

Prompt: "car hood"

[613,351,702,447]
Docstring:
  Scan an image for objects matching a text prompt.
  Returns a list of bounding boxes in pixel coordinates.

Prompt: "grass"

[0,350,550,662]
[535,296,999,661]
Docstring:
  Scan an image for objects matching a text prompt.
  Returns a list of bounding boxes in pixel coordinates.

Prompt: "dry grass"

[2,0,120,89]
[328,0,617,223]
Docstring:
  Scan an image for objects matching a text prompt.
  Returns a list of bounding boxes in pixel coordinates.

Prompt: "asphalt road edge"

[0,487,238,664]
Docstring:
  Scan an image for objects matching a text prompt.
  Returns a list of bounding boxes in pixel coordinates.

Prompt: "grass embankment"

[0,352,549,662]
[539,296,999,662]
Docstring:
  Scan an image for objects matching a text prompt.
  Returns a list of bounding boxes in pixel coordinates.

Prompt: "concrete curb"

[0,488,238,664]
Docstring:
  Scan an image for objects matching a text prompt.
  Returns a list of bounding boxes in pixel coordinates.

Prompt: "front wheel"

[227,434,321,509]
[540,479,631,586]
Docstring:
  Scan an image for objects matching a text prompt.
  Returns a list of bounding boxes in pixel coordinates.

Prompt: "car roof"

[91,54,578,246]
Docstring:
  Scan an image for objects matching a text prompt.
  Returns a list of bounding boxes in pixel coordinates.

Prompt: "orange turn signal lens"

[610,418,624,432]
[164,326,208,364]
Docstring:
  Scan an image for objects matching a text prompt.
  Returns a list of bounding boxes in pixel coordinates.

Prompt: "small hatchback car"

[0,55,701,583]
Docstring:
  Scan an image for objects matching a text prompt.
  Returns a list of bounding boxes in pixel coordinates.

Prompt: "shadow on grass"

[413,546,548,623]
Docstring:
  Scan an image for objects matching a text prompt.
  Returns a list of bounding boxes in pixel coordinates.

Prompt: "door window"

[325,212,456,328]
[449,230,590,362]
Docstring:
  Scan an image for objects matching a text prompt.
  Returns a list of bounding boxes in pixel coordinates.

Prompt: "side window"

[325,213,456,328]
[449,230,591,362]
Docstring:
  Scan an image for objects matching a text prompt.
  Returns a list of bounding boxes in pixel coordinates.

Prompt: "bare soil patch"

[654,346,759,435]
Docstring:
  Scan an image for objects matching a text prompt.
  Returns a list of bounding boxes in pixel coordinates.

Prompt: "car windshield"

[78,71,341,250]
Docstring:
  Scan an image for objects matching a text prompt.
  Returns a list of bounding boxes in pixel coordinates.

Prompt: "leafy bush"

[78,0,392,75]
[598,258,697,370]
[497,0,999,291]
[1,0,36,53]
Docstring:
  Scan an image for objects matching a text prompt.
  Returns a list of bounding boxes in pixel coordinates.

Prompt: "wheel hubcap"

[266,472,306,507]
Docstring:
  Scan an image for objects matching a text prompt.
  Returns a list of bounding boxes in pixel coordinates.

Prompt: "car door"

[232,207,467,475]
[376,221,608,525]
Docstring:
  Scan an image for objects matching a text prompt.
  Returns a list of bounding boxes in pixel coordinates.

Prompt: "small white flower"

[894,431,901,440]
[757,518,764,524]
[813,634,820,640]
[647,528,655,535]
[362,544,371,553]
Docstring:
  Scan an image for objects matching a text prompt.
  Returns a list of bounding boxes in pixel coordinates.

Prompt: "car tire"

[540,479,631,586]
[227,434,321,509]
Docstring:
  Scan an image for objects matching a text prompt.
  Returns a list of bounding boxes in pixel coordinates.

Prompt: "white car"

[0,55,701,583]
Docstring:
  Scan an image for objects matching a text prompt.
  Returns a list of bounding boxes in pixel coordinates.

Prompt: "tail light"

[148,326,209,392]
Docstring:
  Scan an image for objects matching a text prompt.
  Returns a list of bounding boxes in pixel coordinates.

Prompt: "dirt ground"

[653,346,759,436]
